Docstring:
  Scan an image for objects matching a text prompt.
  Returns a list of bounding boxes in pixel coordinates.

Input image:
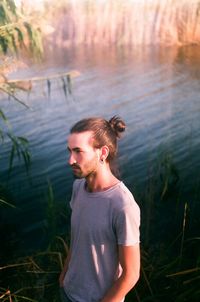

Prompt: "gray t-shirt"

[63,179,140,302]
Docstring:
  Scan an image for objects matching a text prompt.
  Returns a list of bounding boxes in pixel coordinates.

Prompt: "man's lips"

[71,165,81,171]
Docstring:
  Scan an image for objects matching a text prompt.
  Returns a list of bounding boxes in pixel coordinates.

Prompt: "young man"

[59,116,140,302]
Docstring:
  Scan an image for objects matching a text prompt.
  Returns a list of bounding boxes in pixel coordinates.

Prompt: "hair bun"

[109,116,126,138]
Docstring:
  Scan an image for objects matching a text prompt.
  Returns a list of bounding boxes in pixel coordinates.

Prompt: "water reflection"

[175,45,200,79]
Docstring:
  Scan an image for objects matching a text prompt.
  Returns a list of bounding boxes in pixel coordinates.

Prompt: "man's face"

[67,131,100,178]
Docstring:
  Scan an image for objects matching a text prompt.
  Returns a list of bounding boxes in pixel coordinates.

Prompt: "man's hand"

[59,270,65,287]
[59,249,71,288]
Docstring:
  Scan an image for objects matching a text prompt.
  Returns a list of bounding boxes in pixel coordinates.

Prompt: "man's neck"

[85,166,119,193]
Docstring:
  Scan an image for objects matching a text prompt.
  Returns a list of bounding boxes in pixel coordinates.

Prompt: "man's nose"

[68,153,76,165]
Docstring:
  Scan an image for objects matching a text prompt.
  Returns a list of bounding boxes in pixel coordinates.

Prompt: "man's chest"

[71,199,116,243]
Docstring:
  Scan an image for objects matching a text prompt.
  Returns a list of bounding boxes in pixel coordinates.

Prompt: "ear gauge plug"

[100,158,104,164]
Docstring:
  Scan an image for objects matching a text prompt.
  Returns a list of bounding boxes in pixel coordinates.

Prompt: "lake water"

[0,45,200,254]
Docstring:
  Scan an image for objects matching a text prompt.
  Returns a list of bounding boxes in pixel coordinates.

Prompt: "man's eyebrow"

[67,146,83,152]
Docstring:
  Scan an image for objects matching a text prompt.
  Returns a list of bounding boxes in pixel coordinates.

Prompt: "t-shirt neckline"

[83,179,122,197]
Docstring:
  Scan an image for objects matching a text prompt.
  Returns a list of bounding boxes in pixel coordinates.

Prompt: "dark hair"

[70,116,126,163]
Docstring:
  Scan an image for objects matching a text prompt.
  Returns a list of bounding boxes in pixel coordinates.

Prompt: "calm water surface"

[1,45,200,252]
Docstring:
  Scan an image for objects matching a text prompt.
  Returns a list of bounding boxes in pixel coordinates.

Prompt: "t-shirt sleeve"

[115,202,140,246]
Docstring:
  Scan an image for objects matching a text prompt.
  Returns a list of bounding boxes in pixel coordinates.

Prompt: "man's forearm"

[101,244,140,302]
[100,270,139,302]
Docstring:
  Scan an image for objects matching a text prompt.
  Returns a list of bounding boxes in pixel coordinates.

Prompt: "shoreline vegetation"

[1,170,200,302]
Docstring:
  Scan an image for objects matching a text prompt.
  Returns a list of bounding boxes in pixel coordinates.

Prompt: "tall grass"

[42,0,200,47]
[0,182,70,302]
[1,157,199,301]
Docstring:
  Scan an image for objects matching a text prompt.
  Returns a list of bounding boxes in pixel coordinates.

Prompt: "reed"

[42,0,200,47]
[1,169,199,301]
[121,151,199,301]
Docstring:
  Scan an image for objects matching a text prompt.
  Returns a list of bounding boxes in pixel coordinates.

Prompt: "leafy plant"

[0,0,43,57]
[0,0,78,192]
[0,1,42,191]
[0,106,31,170]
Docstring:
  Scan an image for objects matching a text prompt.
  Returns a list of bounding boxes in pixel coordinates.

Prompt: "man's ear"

[100,145,109,161]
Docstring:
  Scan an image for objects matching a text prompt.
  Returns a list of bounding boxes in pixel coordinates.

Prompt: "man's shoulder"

[70,179,85,208]
[110,182,137,208]
[110,183,140,220]
[72,178,84,190]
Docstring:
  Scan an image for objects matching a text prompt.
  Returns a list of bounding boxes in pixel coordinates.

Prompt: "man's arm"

[59,249,71,287]
[100,244,140,302]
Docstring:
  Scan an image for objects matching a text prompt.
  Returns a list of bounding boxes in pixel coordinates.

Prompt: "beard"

[71,164,84,178]
[70,156,98,179]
